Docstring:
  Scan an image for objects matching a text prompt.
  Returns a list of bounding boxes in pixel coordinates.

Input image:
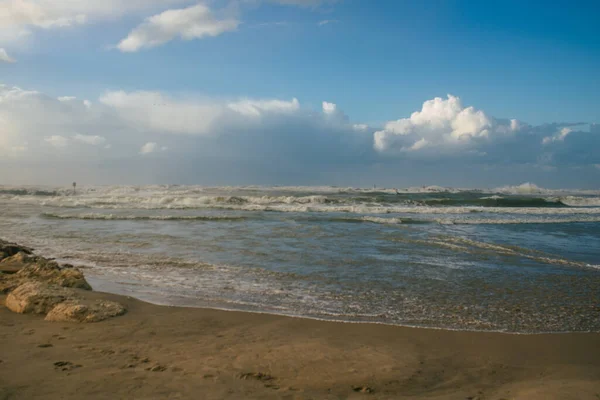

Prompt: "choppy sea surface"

[1,182,599,333]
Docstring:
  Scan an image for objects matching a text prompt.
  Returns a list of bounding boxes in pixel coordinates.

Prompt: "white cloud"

[0,48,15,63]
[117,4,239,52]
[408,138,428,151]
[44,135,69,148]
[2,83,598,186]
[374,95,517,153]
[139,142,158,154]
[0,0,192,45]
[318,19,339,26]
[542,127,572,145]
[228,98,300,117]
[0,0,191,28]
[139,142,167,154]
[73,134,107,146]
[99,90,223,135]
[322,101,337,115]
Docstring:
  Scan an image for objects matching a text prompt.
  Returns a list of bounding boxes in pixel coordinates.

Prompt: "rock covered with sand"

[5,281,78,315]
[46,300,127,323]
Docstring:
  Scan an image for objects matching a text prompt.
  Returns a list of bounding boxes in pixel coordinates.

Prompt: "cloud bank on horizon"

[1,82,598,186]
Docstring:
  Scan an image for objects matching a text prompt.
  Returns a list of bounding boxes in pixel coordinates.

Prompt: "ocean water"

[1,182,599,333]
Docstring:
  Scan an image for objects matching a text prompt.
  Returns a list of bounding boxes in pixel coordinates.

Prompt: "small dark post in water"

[72,182,76,195]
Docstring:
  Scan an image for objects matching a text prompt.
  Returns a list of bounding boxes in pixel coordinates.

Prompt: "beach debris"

[37,344,53,348]
[238,372,275,382]
[45,300,127,323]
[352,386,375,394]
[5,282,77,315]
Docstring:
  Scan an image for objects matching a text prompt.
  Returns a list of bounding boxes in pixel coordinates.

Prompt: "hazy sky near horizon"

[1,0,599,188]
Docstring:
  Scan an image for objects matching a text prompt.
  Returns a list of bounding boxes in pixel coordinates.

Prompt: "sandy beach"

[1,238,600,399]
[1,287,600,400]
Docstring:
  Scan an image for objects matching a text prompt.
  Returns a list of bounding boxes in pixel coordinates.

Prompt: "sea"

[1,182,599,333]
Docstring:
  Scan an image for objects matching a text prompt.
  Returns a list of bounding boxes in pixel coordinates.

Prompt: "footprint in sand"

[54,361,82,372]
[352,386,374,394]
[238,372,275,382]
[238,372,279,390]
[146,364,167,372]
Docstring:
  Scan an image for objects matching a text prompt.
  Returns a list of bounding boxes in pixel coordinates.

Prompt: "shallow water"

[1,183,599,333]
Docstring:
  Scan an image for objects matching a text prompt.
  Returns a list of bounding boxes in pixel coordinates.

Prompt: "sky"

[1,0,599,188]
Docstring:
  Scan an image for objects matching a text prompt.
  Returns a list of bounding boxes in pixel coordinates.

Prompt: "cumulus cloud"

[374,95,520,154]
[542,127,572,145]
[322,101,337,115]
[0,48,15,63]
[116,4,239,52]
[140,142,158,154]
[100,90,223,134]
[228,98,300,117]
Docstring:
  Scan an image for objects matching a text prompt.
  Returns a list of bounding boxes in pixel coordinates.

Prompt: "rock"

[0,275,19,294]
[5,282,77,315]
[15,262,92,291]
[0,252,35,274]
[0,240,33,260]
[45,299,126,323]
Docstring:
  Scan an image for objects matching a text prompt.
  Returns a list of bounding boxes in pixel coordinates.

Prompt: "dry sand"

[1,288,600,400]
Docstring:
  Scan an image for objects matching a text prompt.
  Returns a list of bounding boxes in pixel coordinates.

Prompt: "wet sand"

[1,289,599,399]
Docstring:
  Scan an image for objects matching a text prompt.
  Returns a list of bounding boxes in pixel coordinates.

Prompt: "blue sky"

[1,0,599,187]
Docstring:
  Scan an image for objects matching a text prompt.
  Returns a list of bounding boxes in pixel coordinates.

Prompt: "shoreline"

[1,239,600,399]
[16,243,600,336]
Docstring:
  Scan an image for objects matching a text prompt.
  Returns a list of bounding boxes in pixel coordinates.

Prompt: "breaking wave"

[41,213,248,222]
